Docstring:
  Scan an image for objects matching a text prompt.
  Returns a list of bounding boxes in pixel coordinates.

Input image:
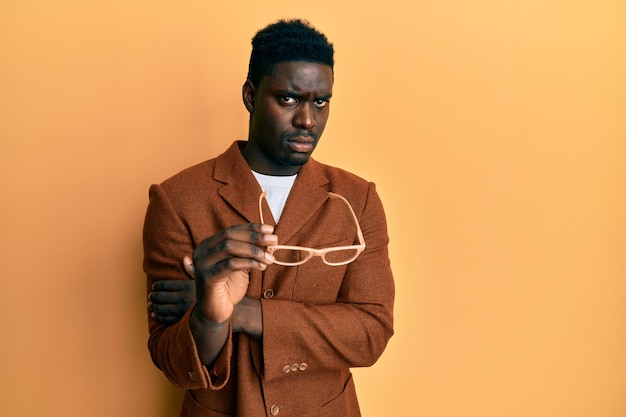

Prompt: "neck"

[240,142,303,176]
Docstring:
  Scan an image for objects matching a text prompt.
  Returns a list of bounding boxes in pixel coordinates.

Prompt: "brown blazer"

[143,141,395,417]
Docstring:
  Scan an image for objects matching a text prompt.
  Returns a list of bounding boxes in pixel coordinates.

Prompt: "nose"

[293,103,316,130]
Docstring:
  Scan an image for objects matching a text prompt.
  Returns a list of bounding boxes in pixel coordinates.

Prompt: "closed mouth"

[288,137,314,143]
[287,140,315,153]
[285,131,317,143]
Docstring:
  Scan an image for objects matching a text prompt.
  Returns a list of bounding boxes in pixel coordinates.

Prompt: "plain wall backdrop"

[1,1,625,416]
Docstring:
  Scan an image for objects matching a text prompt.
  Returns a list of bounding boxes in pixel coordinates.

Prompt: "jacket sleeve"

[143,183,233,390]
[260,182,395,382]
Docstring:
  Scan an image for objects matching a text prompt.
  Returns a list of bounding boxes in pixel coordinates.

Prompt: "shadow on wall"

[157,385,185,417]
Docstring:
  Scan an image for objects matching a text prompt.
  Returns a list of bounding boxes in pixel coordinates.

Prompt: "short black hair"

[247,19,334,87]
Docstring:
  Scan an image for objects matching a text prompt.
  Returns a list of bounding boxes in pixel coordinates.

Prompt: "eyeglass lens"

[271,247,360,266]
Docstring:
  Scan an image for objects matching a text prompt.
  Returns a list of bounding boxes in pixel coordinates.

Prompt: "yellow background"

[1,1,625,416]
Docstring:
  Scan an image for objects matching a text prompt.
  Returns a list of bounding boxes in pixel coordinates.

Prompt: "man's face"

[242,61,333,175]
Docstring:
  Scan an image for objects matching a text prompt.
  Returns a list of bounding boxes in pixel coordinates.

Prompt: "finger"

[198,223,277,252]
[152,279,194,292]
[148,301,187,316]
[193,240,276,273]
[151,312,184,325]
[183,256,195,278]
[193,256,270,280]
[149,291,191,304]
[231,223,277,244]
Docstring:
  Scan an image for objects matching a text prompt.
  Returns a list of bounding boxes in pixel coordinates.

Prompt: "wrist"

[232,297,262,338]
[191,304,229,329]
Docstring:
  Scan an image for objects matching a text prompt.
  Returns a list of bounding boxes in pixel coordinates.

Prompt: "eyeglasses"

[259,191,366,266]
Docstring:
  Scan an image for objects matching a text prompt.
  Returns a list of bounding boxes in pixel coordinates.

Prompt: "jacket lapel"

[274,158,329,244]
[213,142,264,223]
[212,141,330,242]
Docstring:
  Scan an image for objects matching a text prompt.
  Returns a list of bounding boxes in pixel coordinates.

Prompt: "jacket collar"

[214,141,330,243]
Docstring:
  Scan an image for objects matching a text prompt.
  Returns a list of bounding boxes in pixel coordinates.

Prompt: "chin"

[286,153,312,167]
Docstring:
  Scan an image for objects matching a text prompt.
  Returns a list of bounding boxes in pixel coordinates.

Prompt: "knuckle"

[219,240,234,252]
[220,228,236,240]
[222,257,236,270]
[191,248,203,263]
[208,263,222,277]
[196,262,219,279]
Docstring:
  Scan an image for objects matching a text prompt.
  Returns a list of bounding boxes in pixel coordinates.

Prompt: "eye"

[313,99,329,109]
[280,96,298,105]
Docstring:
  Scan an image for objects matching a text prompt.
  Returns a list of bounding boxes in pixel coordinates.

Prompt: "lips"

[286,134,316,153]
[287,139,314,153]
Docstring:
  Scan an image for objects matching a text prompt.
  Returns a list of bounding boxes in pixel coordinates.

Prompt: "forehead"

[261,61,333,94]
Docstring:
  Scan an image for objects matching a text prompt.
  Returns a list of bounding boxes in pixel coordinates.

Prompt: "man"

[143,19,394,417]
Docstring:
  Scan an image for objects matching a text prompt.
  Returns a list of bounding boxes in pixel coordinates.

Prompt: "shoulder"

[145,159,217,223]
[307,159,380,214]
[160,159,216,194]
[156,141,251,199]
[309,159,370,190]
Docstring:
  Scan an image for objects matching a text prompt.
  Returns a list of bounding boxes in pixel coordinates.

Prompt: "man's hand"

[149,274,262,339]
[186,223,275,366]
[148,223,272,336]
[191,223,276,324]
[148,255,197,325]
[148,279,196,325]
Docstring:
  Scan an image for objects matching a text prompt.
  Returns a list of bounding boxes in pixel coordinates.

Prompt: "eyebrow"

[276,89,332,101]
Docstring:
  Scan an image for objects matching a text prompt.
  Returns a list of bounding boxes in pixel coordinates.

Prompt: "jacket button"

[270,404,283,415]
[291,363,299,372]
[263,289,275,299]
[299,362,308,371]
[282,365,291,374]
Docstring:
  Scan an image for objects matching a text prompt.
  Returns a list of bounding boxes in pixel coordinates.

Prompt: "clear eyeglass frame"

[258,191,366,266]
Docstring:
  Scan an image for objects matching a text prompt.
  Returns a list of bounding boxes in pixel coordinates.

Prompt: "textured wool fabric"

[143,141,394,417]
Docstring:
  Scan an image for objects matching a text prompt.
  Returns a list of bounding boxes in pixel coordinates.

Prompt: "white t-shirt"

[251,171,297,222]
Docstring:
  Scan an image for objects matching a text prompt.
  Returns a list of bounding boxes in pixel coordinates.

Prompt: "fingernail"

[260,224,274,233]
[264,251,275,262]
[183,256,193,266]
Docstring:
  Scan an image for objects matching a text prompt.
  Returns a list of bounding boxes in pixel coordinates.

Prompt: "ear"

[242,80,256,113]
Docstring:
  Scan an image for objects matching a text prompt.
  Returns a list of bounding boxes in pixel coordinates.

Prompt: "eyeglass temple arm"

[259,191,268,224]
[327,192,365,246]
[259,190,365,247]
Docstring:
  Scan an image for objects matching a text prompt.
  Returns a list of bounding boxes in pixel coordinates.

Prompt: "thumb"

[183,256,196,278]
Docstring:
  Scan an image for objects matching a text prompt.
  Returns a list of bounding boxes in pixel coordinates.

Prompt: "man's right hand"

[191,223,276,324]
[185,223,275,366]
